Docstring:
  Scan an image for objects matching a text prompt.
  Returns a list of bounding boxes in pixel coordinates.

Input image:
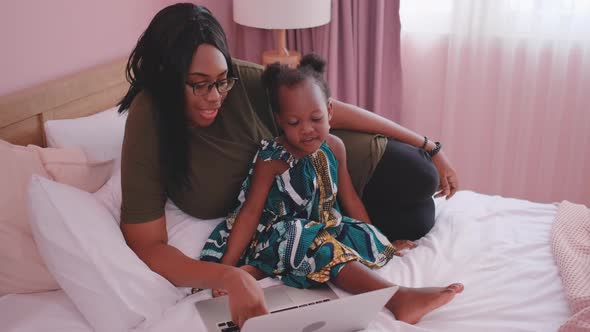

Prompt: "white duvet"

[0,191,571,331]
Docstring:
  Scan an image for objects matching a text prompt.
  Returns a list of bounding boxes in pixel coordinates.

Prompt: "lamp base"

[262,50,301,68]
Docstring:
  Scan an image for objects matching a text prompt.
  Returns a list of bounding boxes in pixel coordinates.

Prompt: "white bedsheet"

[0,191,571,332]
[0,290,89,332]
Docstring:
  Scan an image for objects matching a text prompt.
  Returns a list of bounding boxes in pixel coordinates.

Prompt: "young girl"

[201,54,463,324]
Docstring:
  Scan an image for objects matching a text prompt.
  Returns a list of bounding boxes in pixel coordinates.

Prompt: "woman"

[119,3,460,327]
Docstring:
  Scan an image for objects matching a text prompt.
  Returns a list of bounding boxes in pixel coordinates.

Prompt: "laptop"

[196,284,398,332]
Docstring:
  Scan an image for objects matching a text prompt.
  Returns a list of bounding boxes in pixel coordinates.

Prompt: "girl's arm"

[326,134,371,224]
[329,100,458,199]
[220,158,283,267]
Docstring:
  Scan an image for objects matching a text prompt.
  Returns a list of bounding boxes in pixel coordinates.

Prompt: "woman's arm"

[330,100,429,148]
[121,217,268,327]
[120,93,268,327]
[329,100,458,199]
[121,217,242,288]
[326,135,371,223]
[221,158,283,267]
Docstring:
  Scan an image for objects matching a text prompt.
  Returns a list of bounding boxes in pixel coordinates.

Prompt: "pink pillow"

[30,146,114,193]
[0,140,113,295]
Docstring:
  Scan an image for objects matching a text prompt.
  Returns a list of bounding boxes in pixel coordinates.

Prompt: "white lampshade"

[233,0,331,30]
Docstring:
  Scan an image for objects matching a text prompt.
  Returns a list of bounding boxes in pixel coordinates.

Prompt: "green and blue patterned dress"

[200,138,396,289]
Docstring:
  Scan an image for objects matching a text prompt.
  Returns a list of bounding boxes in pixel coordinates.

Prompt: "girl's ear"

[327,98,334,120]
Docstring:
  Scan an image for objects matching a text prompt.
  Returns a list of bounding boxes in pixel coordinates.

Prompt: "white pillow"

[93,170,223,259]
[44,106,127,162]
[165,201,224,262]
[94,169,123,222]
[27,176,182,332]
[93,170,224,296]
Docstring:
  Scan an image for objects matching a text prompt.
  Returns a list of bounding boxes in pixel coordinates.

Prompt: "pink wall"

[0,0,268,97]
[0,0,179,96]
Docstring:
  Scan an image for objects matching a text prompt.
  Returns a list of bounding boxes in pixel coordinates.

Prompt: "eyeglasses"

[185,77,238,96]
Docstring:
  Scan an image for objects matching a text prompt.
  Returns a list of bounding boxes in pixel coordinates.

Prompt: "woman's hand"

[431,150,459,199]
[221,268,269,328]
[213,264,267,298]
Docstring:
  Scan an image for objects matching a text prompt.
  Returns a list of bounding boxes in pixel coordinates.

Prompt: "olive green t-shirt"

[120,59,387,224]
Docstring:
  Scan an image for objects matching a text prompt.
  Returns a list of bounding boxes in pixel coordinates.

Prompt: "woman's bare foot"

[387,283,464,324]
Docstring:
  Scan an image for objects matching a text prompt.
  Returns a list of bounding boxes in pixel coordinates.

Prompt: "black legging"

[362,139,439,241]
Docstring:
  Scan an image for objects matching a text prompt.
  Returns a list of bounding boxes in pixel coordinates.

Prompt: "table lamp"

[233,0,331,67]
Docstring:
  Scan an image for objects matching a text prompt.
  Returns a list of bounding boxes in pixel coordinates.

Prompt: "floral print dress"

[200,138,396,289]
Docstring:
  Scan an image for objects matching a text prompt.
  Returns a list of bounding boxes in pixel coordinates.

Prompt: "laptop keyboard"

[216,298,331,331]
[217,320,239,332]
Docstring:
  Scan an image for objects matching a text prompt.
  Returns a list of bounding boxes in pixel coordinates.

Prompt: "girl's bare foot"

[387,283,464,324]
[331,261,463,324]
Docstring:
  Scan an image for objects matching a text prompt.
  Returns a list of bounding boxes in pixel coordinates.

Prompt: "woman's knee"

[407,149,439,199]
[371,198,435,241]
[367,140,439,203]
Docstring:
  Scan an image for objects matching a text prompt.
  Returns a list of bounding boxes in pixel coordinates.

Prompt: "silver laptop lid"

[196,284,340,332]
[241,286,397,332]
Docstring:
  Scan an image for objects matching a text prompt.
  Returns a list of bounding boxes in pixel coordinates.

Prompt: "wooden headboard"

[0,58,129,147]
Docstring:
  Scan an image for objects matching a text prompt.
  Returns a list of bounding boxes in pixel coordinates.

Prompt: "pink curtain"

[199,0,275,64]
[400,0,590,205]
[285,0,403,121]
[227,26,274,65]
[219,0,402,120]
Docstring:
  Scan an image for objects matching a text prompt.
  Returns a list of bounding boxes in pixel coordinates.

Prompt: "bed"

[0,59,585,332]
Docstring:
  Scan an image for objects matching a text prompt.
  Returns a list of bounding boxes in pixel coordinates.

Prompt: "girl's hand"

[212,288,228,297]
[431,150,459,199]
[391,240,417,256]
[222,268,269,328]
[240,264,267,280]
